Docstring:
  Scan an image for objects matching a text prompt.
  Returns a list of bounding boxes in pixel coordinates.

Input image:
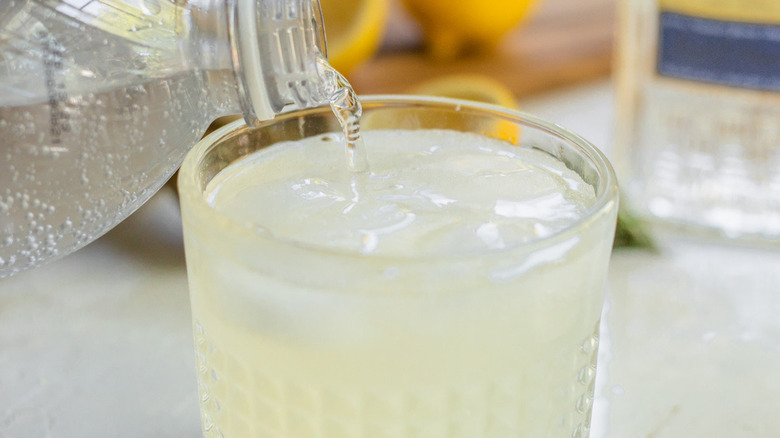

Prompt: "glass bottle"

[604,2,780,436]
[0,0,331,277]
[614,0,780,243]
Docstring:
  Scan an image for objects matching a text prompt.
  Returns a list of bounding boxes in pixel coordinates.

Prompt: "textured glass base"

[622,83,780,243]
[194,321,599,438]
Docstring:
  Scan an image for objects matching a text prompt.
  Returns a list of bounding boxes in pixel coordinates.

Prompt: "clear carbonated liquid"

[319,58,369,173]
[0,70,237,276]
[0,0,239,276]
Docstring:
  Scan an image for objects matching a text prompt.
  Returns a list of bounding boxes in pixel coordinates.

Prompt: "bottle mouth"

[230,0,331,126]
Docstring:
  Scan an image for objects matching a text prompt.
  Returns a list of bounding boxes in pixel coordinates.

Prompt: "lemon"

[362,74,520,142]
[401,0,539,58]
[320,0,389,74]
[408,74,518,110]
[407,74,521,143]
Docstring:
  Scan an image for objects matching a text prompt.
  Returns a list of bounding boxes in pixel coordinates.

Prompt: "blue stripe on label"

[657,12,780,91]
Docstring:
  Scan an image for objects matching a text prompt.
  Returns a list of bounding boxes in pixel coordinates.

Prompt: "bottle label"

[656,1,780,92]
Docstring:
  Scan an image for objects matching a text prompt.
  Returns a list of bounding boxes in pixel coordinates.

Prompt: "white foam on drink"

[206,129,596,256]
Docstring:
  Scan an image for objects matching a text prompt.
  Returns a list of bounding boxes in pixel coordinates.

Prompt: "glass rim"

[179,94,618,261]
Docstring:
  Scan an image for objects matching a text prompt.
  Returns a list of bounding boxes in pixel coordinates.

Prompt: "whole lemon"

[401,0,539,58]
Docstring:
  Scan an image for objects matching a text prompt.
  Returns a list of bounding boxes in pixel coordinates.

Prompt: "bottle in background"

[614,0,780,243]
[603,2,780,436]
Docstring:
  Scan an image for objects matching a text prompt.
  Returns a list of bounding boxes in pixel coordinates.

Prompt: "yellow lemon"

[408,74,518,109]
[407,74,521,143]
[401,0,539,58]
[320,0,389,74]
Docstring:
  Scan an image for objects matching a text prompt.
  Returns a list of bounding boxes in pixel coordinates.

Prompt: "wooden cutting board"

[347,0,617,97]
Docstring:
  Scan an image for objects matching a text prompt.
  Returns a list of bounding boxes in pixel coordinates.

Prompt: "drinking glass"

[178,95,618,438]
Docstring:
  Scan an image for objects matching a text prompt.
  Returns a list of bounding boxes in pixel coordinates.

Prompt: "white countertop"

[3,80,779,437]
[0,189,200,437]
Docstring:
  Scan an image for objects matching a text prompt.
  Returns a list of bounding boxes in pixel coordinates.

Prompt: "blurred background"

[2,0,780,436]
[327,0,613,99]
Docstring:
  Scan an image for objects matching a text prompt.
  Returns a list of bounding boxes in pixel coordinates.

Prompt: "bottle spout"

[230,0,331,126]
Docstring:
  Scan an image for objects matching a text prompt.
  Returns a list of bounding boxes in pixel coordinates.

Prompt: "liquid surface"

[206,129,596,256]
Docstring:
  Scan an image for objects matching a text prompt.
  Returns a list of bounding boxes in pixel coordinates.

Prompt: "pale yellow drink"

[180,99,617,438]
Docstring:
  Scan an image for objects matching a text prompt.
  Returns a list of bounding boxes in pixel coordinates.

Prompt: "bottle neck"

[189,0,331,125]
